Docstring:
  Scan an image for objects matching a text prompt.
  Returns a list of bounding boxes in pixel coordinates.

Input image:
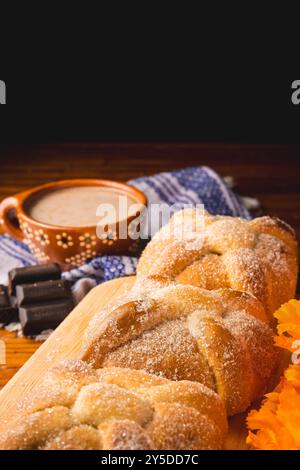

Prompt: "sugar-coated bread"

[0,360,227,450]
[82,281,280,415]
[137,210,298,319]
[2,210,295,450]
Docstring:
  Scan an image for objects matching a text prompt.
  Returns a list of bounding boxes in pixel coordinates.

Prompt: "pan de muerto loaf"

[0,360,227,450]
[82,281,279,415]
[137,210,298,320]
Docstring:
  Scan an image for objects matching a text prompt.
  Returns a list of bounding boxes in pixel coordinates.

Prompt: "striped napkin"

[0,166,252,304]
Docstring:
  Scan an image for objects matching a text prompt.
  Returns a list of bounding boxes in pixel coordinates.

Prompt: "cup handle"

[0,196,24,240]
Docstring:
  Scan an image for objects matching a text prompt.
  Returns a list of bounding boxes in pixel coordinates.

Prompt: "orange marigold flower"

[284,364,300,389]
[247,299,300,450]
[274,299,300,352]
[247,368,300,450]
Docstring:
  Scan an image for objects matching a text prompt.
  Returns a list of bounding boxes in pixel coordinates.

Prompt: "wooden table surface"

[0,143,299,389]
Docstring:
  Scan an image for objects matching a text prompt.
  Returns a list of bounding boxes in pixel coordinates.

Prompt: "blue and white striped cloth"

[0,166,250,300]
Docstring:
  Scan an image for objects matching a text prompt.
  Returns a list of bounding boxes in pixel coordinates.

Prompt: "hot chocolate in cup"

[0,179,147,270]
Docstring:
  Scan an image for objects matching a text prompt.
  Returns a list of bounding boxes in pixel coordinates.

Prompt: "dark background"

[2,58,299,246]
[1,4,299,145]
[1,74,299,144]
[0,38,300,234]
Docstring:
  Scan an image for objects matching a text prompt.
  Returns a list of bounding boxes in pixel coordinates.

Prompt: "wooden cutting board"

[0,275,250,450]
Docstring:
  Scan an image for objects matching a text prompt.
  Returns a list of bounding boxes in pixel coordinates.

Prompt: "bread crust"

[82,282,279,415]
[0,361,227,450]
[137,211,298,318]
[2,210,295,449]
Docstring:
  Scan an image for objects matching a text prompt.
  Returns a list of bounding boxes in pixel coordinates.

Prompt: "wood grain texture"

[0,330,40,389]
[0,276,249,450]
[0,143,299,393]
[0,277,133,422]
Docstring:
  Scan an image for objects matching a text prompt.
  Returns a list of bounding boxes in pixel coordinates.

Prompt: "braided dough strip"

[82,282,279,415]
[0,360,227,450]
[137,210,298,319]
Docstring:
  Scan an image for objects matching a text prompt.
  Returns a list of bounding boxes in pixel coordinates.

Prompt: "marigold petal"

[285,364,300,388]
[274,299,300,327]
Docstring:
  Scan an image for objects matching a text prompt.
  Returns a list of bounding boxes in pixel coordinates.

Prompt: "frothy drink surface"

[26,186,138,227]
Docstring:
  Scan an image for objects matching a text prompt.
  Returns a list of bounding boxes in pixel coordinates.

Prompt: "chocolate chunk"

[0,285,9,308]
[16,279,72,307]
[0,307,19,325]
[0,285,19,324]
[8,263,61,295]
[19,299,74,336]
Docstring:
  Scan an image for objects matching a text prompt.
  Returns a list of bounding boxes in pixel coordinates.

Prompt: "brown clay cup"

[0,179,147,270]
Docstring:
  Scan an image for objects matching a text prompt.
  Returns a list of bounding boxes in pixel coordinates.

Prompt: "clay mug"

[0,179,147,270]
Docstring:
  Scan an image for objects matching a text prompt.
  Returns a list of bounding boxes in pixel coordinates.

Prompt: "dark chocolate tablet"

[8,263,61,295]
[0,286,19,324]
[0,285,9,308]
[19,299,74,336]
[16,279,72,307]
[0,307,19,325]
